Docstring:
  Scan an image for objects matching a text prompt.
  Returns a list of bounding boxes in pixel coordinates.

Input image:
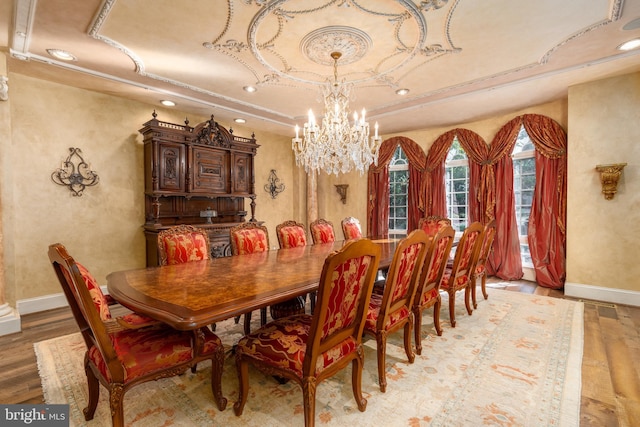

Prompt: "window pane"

[445,137,469,232]
[512,126,535,266]
[388,146,409,234]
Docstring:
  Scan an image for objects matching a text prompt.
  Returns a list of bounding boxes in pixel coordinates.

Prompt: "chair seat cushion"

[418,287,440,307]
[236,314,358,378]
[117,312,161,329]
[440,269,470,291]
[364,293,410,333]
[88,325,221,383]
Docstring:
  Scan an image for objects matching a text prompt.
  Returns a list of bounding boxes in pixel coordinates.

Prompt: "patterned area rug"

[34,289,583,426]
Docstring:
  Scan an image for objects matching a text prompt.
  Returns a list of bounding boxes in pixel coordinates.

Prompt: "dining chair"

[440,221,484,327]
[412,225,455,353]
[230,222,271,333]
[233,238,381,427]
[272,220,309,318]
[471,219,497,308]
[341,216,363,240]
[157,224,211,265]
[309,218,336,244]
[363,229,429,392]
[276,219,308,249]
[418,215,451,237]
[48,243,227,427]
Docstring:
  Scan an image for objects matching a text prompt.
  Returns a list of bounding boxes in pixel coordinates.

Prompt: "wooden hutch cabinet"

[139,112,259,266]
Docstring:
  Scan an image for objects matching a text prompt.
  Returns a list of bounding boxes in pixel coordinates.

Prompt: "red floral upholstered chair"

[440,222,484,327]
[418,215,452,237]
[230,222,271,333]
[412,226,455,352]
[341,216,363,240]
[272,220,308,318]
[230,222,270,255]
[363,229,429,392]
[309,218,336,244]
[276,220,308,249]
[157,224,210,265]
[48,243,226,427]
[471,219,497,308]
[233,239,381,427]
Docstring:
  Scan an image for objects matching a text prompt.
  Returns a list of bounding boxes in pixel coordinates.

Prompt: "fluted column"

[0,54,20,335]
[0,215,10,317]
[306,171,318,226]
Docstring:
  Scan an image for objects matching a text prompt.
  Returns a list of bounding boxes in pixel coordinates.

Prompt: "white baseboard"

[15,286,109,315]
[0,308,21,336]
[565,282,640,307]
[17,292,69,315]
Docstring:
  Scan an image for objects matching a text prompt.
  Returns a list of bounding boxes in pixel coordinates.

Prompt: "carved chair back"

[309,218,336,244]
[230,222,270,255]
[157,224,211,265]
[412,225,455,348]
[276,220,308,249]
[341,216,363,240]
[418,215,452,237]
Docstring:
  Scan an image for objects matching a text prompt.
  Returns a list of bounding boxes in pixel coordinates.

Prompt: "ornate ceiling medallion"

[301,26,372,66]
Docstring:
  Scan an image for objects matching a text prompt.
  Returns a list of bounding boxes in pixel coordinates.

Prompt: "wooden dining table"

[107,238,399,331]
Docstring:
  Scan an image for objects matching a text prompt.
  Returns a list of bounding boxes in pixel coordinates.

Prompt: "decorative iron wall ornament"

[51,147,100,196]
[264,169,285,199]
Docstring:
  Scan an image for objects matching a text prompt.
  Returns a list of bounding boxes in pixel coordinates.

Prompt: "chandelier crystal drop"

[292,52,381,176]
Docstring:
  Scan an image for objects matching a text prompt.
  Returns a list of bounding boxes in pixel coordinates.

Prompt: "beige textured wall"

[3,68,637,306]
[4,73,293,304]
[567,72,640,291]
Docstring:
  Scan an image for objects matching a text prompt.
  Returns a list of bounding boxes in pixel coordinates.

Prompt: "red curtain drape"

[367,137,426,236]
[423,130,456,217]
[523,114,567,289]
[454,128,489,224]
[488,117,524,280]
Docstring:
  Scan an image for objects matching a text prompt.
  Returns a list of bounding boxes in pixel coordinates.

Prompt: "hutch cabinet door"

[190,146,229,193]
[153,142,186,192]
[232,152,253,194]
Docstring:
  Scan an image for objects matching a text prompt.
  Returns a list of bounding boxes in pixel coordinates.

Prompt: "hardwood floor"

[0,278,638,426]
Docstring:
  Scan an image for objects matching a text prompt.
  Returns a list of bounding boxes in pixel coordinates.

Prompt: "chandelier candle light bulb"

[292,51,381,176]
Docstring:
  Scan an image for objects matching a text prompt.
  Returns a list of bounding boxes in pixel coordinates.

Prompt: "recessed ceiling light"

[46,49,77,61]
[396,88,409,95]
[243,86,257,93]
[617,38,640,51]
[160,100,176,107]
[234,118,246,124]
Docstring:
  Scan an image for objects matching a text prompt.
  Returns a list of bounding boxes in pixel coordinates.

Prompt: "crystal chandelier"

[292,52,381,176]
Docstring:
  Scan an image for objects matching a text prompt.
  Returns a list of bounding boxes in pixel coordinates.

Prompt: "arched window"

[445,137,468,232]
[512,125,535,266]
[388,146,409,236]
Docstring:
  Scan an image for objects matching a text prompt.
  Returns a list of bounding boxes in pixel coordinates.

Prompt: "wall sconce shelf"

[335,184,349,204]
[595,163,626,200]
